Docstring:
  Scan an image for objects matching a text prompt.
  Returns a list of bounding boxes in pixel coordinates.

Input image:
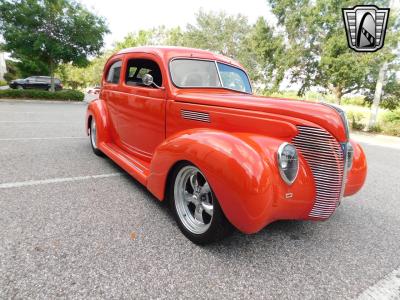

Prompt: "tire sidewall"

[89,118,103,156]
[168,162,232,244]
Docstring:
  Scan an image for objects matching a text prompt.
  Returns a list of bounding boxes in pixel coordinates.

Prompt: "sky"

[79,0,274,48]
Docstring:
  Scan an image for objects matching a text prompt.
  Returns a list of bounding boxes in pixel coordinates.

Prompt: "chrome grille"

[292,126,345,219]
[181,110,210,123]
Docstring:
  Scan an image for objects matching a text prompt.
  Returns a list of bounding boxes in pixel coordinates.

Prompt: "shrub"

[382,109,400,123]
[346,110,365,130]
[342,96,367,107]
[380,110,400,136]
[4,72,17,83]
[367,124,382,133]
[0,88,84,101]
[0,80,8,86]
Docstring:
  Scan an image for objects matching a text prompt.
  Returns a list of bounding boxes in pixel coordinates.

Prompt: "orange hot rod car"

[86,46,367,244]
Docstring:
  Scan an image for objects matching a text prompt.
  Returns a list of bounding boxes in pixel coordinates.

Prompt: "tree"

[0,0,109,91]
[182,10,254,75]
[367,1,400,127]
[56,53,110,89]
[245,17,286,92]
[266,0,399,104]
[113,26,184,51]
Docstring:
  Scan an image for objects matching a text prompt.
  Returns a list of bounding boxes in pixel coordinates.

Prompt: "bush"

[367,124,382,133]
[4,72,17,83]
[342,96,367,107]
[0,80,8,87]
[0,88,84,101]
[346,110,365,130]
[380,110,400,136]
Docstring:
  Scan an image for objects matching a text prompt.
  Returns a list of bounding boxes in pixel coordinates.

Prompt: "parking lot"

[0,100,399,299]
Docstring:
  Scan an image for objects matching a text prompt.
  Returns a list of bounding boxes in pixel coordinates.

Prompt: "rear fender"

[85,99,111,145]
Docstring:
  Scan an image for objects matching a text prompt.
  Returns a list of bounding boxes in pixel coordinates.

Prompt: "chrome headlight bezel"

[277,142,299,185]
[346,142,354,170]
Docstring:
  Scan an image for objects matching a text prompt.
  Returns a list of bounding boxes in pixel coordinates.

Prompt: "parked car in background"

[84,86,101,103]
[86,46,367,244]
[86,86,100,95]
[9,76,63,91]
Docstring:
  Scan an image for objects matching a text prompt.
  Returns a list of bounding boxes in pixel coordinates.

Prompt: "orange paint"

[86,47,367,234]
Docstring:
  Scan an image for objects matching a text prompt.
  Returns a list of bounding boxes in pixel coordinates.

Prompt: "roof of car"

[115,46,243,69]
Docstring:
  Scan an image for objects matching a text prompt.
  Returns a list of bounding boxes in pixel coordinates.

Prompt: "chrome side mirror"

[142,73,163,89]
[142,74,154,86]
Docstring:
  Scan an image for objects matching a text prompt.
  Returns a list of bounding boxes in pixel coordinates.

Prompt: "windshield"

[170,59,252,93]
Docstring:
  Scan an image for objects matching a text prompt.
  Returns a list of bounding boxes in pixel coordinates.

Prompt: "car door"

[108,54,166,159]
[25,77,36,89]
[35,77,48,90]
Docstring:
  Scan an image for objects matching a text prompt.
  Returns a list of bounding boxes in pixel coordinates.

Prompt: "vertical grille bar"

[292,126,345,219]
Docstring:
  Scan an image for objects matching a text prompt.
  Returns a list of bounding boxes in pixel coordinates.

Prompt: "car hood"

[173,91,348,142]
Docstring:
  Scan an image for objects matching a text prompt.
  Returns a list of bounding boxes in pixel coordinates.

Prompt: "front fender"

[344,139,367,197]
[147,129,315,233]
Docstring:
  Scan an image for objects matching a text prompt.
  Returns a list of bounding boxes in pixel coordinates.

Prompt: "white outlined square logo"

[342,5,390,52]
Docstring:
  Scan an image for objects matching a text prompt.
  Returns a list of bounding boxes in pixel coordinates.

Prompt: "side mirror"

[142,74,154,86]
[142,73,163,89]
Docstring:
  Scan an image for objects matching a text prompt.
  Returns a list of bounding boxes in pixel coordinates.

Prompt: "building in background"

[0,52,6,81]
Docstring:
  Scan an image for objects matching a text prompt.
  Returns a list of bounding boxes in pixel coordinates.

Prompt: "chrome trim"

[181,110,211,123]
[214,60,223,88]
[321,103,350,140]
[169,57,253,94]
[292,126,345,219]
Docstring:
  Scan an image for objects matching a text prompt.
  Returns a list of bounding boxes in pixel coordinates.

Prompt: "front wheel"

[169,163,233,244]
[89,118,103,156]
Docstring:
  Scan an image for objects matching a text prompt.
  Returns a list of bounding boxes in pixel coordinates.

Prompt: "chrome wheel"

[174,166,214,235]
[90,119,97,149]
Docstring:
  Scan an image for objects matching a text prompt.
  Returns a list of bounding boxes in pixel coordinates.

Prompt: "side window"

[106,60,122,84]
[125,59,162,87]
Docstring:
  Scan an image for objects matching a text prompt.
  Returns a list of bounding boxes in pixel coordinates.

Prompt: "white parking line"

[0,136,86,141]
[0,173,123,189]
[357,267,400,299]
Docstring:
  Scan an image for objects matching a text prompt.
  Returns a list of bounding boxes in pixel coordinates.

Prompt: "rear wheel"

[89,118,103,156]
[169,163,233,244]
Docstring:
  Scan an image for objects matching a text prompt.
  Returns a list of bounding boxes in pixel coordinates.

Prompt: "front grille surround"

[292,126,346,219]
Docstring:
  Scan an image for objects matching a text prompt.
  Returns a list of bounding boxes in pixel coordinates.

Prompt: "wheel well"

[87,115,92,135]
[164,160,190,201]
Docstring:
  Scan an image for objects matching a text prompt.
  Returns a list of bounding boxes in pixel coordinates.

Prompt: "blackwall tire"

[169,162,233,244]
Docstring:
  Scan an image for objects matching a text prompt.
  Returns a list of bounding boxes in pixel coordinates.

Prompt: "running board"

[99,142,149,185]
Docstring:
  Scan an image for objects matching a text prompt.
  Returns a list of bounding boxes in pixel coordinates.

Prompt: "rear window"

[106,61,122,84]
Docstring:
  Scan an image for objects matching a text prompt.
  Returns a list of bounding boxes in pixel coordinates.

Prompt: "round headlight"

[277,143,299,185]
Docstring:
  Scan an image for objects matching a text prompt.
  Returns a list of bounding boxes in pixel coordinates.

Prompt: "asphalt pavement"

[0,100,399,299]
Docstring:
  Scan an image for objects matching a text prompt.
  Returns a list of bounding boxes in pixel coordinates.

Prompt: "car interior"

[125,59,162,87]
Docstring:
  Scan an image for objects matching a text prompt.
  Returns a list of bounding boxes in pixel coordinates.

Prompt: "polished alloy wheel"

[90,119,97,149]
[174,166,214,235]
